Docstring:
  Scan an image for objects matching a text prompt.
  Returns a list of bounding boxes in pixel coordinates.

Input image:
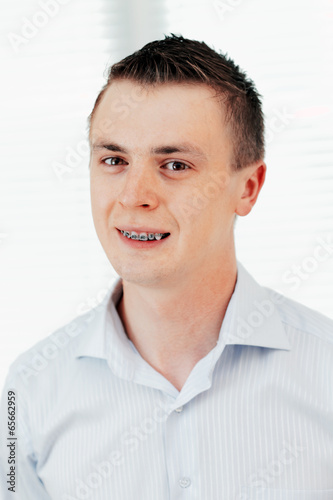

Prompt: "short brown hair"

[89,34,265,169]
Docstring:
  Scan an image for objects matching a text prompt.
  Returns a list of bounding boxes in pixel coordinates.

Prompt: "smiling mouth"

[118,229,170,241]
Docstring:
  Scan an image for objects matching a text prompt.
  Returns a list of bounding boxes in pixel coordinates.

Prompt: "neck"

[117,255,237,391]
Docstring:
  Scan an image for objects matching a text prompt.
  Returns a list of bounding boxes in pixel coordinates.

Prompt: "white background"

[1,0,332,392]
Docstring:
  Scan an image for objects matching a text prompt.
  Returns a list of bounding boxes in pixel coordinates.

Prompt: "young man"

[1,35,332,499]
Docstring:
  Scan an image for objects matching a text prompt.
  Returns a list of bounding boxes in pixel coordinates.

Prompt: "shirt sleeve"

[0,368,51,500]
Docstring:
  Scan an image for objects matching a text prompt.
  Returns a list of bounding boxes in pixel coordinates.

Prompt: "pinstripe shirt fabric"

[1,261,333,499]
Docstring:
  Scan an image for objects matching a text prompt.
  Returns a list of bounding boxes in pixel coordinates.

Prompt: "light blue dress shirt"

[1,262,333,499]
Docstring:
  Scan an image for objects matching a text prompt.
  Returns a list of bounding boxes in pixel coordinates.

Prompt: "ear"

[235,162,266,216]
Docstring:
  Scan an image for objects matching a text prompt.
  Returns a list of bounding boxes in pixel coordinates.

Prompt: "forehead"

[90,80,230,156]
[95,79,221,110]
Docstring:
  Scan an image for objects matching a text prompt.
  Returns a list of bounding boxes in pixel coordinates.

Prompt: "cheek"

[90,185,103,222]
[90,177,115,215]
[90,193,114,242]
[174,181,232,230]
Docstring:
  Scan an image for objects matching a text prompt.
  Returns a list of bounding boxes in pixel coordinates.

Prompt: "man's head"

[89,34,265,170]
[88,35,266,287]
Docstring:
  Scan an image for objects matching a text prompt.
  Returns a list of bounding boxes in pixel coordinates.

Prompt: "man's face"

[89,80,250,287]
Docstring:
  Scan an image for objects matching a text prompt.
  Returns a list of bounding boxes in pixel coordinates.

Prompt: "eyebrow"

[92,142,207,160]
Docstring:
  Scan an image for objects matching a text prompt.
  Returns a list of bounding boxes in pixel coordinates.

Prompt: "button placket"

[164,401,196,495]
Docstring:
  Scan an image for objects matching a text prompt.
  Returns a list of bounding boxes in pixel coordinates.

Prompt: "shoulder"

[264,286,333,346]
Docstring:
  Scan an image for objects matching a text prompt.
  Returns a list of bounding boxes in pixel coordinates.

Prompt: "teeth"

[120,229,168,241]
[120,230,131,238]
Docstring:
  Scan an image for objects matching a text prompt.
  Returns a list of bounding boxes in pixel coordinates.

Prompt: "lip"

[116,226,169,234]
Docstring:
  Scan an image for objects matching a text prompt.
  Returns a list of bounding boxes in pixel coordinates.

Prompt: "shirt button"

[179,477,191,488]
[175,406,183,413]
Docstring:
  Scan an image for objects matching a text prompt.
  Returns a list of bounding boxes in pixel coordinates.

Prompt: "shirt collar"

[73,278,123,361]
[74,261,291,365]
[222,262,291,351]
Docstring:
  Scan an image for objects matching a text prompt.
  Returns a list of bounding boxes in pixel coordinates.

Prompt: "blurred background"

[1,0,333,391]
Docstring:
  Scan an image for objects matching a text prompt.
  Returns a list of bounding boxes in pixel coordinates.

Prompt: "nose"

[118,161,159,210]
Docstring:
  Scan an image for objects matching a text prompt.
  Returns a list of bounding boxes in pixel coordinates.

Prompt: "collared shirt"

[1,261,333,499]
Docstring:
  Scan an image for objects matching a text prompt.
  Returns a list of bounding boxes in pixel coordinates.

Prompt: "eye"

[162,161,190,171]
[103,157,127,166]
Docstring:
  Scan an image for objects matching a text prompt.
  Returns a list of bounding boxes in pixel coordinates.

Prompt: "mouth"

[116,228,171,241]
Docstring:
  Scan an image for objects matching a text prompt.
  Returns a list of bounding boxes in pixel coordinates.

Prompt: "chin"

[111,262,170,287]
